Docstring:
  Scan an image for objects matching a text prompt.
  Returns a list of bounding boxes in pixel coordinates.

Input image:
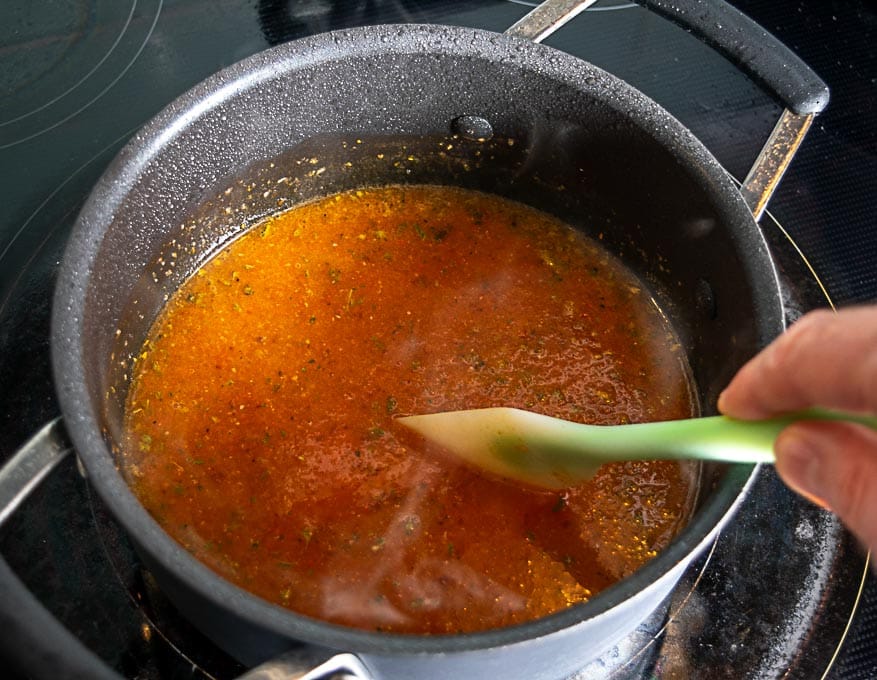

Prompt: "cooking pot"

[0,1,829,678]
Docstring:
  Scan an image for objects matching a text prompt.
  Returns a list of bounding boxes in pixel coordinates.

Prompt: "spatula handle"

[588,409,877,465]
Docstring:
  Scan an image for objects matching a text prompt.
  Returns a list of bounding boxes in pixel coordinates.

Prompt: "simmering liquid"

[121,185,697,634]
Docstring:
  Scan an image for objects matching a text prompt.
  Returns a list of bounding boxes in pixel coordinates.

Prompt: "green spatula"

[397,407,877,489]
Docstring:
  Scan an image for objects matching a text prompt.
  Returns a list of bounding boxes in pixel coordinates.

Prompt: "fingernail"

[716,388,743,417]
[774,431,831,510]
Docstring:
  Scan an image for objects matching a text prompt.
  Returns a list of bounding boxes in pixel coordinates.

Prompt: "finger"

[718,307,877,419]
[773,421,877,554]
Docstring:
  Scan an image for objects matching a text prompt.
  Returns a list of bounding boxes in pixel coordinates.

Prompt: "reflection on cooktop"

[0,0,162,150]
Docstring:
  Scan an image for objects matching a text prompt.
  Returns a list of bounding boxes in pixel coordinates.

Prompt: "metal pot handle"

[0,419,122,679]
[508,0,830,220]
[0,555,121,680]
[0,422,374,680]
[0,423,374,679]
[639,0,827,116]
[240,651,372,680]
[508,0,828,115]
[0,417,371,680]
[0,418,72,527]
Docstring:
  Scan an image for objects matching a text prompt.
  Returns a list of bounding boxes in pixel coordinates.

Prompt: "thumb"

[774,421,877,555]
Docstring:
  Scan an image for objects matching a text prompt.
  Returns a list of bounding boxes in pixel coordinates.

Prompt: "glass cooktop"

[1,1,875,678]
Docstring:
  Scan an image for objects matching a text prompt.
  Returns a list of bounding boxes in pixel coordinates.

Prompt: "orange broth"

[121,184,698,634]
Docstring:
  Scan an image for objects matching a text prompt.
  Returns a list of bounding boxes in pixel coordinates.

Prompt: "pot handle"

[0,420,371,679]
[0,418,124,679]
[631,0,829,219]
[509,0,829,220]
[635,0,827,116]
[0,555,121,680]
[0,417,72,527]
[240,651,373,680]
[508,0,828,116]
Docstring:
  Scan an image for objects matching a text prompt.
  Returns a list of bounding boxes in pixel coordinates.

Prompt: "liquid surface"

[122,185,697,634]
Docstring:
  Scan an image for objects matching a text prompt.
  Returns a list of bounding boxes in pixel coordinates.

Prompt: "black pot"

[1,1,829,678]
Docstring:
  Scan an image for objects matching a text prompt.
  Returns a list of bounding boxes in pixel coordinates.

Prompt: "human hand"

[718,306,877,557]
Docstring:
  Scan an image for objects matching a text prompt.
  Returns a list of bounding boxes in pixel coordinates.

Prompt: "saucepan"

[0,0,828,678]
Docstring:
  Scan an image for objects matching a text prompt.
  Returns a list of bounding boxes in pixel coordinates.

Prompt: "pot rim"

[52,23,781,656]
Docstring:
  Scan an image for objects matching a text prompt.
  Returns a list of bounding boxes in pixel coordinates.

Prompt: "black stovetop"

[1,1,875,679]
